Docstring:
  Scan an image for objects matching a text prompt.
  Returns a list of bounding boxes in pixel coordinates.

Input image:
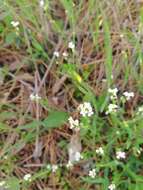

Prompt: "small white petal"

[62,51,68,57]
[68,41,75,49]
[116,151,126,160]
[0,181,6,187]
[66,161,73,169]
[108,183,116,190]
[11,21,19,27]
[88,169,96,178]
[52,165,58,172]
[30,93,41,101]
[96,147,104,155]
[53,51,60,57]
[78,102,94,117]
[23,174,32,181]
[39,0,44,7]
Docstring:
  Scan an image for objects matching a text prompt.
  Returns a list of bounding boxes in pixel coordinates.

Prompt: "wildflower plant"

[1,1,143,190]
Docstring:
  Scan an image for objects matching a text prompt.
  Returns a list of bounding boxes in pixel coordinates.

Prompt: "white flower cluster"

[30,93,41,101]
[75,151,83,161]
[52,165,58,172]
[39,0,44,7]
[53,41,74,59]
[46,164,59,172]
[96,147,104,156]
[62,51,68,57]
[78,102,94,117]
[11,21,19,28]
[88,169,96,178]
[137,106,143,115]
[108,183,116,190]
[107,87,135,114]
[123,91,134,101]
[66,160,73,168]
[53,51,68,58]
[68,102,93,131]
[23,174,32,182]
[68,116,80,131]
[69,147,83,162]
[68,41,75,50]
[108,88,118,100]
[11,21,19,33]
[0,181,6,187]
[116,151,126,160]
[53,51,60,58]
[106,104,118,115]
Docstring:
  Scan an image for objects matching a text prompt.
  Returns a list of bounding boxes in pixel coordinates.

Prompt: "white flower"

[68,116,79,131]
[23,174,32,181]
[116,151,126,160]
[46,164,51,170]
[52,165,58,172]
[39,0,44,7]
[88,169,96,178]
[137,106,143,115]
[78,102,94,117]
[62,51,68,57]
[53,51,60,57]
[3,155,8,159]
[11,21,19,27]
[0,181,6,187]
[108,88,118,96]
[116,131,120,135]
[30,93,41,101]
[108,88,118,100]
[108,183,116,190]
[75,151,83,162]
[123,91,134,100]
[137,148,142,155]
[68,41,75,50]
[66,160,73,169]
[138,106,143,113]
[96,147,104,156]
[106,104,118,115]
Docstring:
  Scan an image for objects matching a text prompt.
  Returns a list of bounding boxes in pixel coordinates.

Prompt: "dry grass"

[0,0,143,189]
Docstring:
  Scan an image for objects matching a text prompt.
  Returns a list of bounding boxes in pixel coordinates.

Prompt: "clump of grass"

[0,0,143,190]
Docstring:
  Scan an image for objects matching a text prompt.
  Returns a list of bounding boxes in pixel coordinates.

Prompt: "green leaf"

[7,177,20,190]
[18,121,42,130]
[5,32,16,45]
[43,111,69,129]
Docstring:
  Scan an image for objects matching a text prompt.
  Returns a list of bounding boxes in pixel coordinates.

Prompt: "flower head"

[78,102,94,117]
[68,41,75,50]
[137,106,143,115]
[53,51,60,58]
[108,183,116,190]
[123,91,134,101]
[68,116,80,131]
[30,93,41,101]
[23,174,32,181]
[52,165,58,172]
[66,160,73,169]
[11,21,19,27]
[116,151,126,160]
[46,164,51,170]
[62,51,68,57]
[39,0,44,7]
[88,169,96,178]
[108,88,118,100]
[96,147,104,156]
[75,151,83,161]
[106,104,118,115]
[0,181,6,187]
